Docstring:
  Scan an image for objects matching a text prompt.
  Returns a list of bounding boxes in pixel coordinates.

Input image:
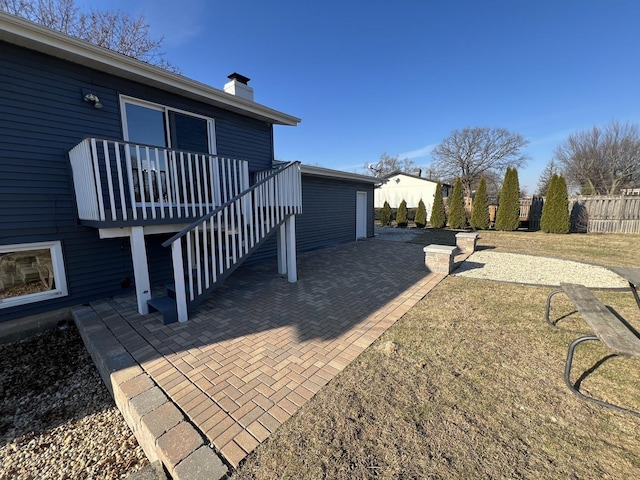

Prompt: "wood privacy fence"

[569,195,640,234]
[464,196,543,230]
[463,195,640,233]
[444,194,640,233]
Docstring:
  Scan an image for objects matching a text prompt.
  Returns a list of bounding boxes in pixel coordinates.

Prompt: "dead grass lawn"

[232,232,640,479]
[412,229,640,267]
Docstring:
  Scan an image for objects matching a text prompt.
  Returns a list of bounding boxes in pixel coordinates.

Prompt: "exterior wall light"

[83,93,103,109]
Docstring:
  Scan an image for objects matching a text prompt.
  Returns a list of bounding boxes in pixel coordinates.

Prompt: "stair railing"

[162,161,302,322]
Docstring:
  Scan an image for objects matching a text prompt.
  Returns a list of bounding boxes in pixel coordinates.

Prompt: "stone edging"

[72,305,228,480]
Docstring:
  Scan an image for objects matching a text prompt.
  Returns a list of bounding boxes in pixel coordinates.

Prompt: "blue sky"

[75,0,640,193]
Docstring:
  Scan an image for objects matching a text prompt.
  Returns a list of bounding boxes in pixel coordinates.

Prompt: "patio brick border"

[73,305,228,480]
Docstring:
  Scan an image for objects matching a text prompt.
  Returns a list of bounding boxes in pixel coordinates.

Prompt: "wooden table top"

[610,267,640,287]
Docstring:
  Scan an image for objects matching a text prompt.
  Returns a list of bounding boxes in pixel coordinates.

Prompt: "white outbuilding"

[374,171,449,220]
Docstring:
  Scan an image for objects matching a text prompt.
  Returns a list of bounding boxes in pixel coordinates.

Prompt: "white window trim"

[119,95,217,155]
[0,241,68,309]
[356,191,368,240]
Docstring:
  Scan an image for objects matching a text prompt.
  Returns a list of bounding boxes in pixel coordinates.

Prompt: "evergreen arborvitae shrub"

[448,178,467,229]
[396,199,408,227]
[470,177,490,230]
[415,199,427,228]
[380,201,391,226]
[555,176,570,233]
[495,167,521,231]
[540,174,570,233]
[430,182,446,228]
[540,174,557,233]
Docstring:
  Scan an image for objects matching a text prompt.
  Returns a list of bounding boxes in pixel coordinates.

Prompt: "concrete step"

[147,296,178,325]
[166,284,174,299]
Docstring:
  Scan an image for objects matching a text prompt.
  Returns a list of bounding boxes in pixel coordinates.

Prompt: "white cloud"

[76,0,206,48]
[527,128,577,148]
[142,0,207,48]
[398,143,437,160]
[336,162,370,172]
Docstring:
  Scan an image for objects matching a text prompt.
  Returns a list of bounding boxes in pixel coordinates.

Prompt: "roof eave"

[383,171,439,183]
[300,164,382,184]
[0,12,301,126]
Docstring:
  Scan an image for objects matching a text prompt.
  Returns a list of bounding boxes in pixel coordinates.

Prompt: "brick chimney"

[224,72,254,101]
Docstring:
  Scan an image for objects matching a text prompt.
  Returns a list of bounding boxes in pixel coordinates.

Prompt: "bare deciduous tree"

[554,121,640,195]
[365,153,419,177]
[480,170,502,197]
[536,159,560,196]
[0,0,78,31]
[431,127,528,197]
[1,0,179,72]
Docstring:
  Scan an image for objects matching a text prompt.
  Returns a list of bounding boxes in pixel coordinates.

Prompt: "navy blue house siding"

[0,40,274,322]
[297,175,375,250]
[248,175,375,264]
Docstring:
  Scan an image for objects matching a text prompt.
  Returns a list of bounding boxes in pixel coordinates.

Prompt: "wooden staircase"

[148,162,302,323]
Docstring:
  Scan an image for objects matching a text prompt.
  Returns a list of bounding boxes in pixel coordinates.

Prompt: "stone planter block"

[423,244,458,274]
[455,232,479,254]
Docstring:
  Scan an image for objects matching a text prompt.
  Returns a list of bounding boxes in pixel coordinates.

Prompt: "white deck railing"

[163,162,302,322]
[68,138,249,223]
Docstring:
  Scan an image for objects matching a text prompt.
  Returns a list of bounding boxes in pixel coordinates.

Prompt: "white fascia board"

[98,224,191,239]
[383,172,439,184]
[0,12,301,126]
[300,164,381,184]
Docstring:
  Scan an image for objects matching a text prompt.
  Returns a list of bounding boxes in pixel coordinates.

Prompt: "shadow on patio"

[74,240,445,473]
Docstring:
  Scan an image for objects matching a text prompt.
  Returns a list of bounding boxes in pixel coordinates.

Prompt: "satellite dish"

[368,160,383,177]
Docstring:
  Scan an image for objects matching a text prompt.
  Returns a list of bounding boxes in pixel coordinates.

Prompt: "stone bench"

[423,244,458,274]
[455,232,479,254]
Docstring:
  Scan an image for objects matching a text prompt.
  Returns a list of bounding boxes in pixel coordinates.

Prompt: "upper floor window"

[120,96,216,154]
[120,97,217,202]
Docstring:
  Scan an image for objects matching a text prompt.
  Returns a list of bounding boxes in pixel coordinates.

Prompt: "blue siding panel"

[216,118,274,172]
[297,176,375,250]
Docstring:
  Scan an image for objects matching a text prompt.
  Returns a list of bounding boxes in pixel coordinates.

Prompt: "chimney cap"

[227,72,250,85]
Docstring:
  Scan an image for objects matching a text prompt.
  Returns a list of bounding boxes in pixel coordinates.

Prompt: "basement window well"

[0,241,68,308]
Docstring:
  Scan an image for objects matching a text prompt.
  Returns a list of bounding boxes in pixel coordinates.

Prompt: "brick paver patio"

[75,239,448,477]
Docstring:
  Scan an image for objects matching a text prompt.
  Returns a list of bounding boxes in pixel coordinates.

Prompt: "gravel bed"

[0,325,149,479]
[455,251,629,288]
[373,227,627,288]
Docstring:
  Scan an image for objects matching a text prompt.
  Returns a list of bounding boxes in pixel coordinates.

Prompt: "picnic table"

[609,267,640,310]
[545,282,640,417]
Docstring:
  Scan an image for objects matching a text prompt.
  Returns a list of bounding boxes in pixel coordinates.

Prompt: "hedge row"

[374,207,423,222]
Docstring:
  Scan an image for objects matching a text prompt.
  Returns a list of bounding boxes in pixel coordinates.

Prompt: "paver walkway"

[75,240,447,478]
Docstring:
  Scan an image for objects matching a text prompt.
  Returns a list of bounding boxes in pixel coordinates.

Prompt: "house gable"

[375,172,441,213]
